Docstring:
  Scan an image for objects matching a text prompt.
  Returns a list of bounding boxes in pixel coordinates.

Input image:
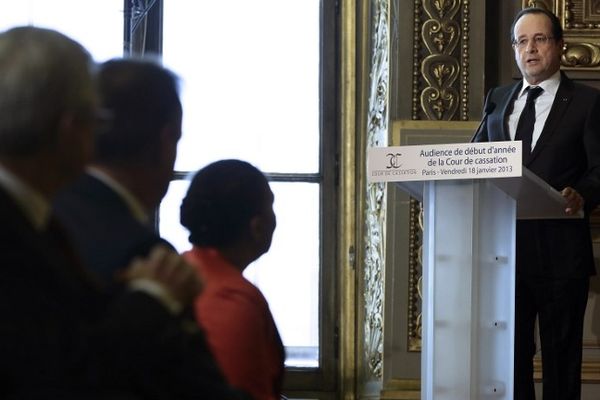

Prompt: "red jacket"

[185,247,285,400]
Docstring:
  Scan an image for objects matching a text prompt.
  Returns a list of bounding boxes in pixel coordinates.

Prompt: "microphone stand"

[470,102,496,143]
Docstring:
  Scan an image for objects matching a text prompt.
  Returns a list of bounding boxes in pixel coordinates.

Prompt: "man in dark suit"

[54,59,184,291]
[473,8,600,400]
[54,59,252,399]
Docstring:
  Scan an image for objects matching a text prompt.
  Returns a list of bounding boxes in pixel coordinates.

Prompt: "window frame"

[124,0,339,394]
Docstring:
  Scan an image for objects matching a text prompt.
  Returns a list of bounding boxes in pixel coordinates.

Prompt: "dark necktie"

[515,86,544,163]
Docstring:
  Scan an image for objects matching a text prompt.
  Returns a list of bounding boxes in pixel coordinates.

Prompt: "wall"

[374,0,600,399]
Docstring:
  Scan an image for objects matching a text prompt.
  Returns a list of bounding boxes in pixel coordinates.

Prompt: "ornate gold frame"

[413,0,471,121]
[525,0,600,69]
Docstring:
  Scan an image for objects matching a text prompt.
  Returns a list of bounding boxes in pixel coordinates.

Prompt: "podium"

[395,168,579,400]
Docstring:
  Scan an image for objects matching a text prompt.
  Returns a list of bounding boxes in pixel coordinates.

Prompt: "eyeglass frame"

[512,35,556,50]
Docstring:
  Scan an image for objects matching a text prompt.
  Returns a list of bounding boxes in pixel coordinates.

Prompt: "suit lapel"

[527,74,574,165]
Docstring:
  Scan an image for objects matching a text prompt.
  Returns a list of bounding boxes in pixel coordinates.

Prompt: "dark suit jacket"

[473,73,600,278]
[0,186,140,399]
[53,172,251,400]
[54,173,169,290]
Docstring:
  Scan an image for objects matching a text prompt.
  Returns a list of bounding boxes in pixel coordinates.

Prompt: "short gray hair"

[0,26,95,156]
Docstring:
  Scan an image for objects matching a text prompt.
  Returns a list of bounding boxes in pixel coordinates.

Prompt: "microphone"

[470,102,496,142]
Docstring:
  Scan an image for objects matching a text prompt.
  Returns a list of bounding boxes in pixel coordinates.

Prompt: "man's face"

[156,113,182,202]
[513,13,563,85]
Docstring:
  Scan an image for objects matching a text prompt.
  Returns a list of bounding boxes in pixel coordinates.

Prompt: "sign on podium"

[368,141,577,400]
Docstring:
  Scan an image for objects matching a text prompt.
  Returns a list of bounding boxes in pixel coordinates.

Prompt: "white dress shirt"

[508,70,561,151]
[86,166,149,224]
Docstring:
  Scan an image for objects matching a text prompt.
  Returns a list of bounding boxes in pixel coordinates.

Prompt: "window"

[158,2,338,391]
[1,0,338,394]
[159,0,322,369]
[0,0,123,62]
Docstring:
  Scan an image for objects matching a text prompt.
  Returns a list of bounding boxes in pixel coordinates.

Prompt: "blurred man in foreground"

[54,58,251,399]
[0,26,243,399]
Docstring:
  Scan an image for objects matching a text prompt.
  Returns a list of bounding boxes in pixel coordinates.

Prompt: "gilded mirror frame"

[526,0,600,69]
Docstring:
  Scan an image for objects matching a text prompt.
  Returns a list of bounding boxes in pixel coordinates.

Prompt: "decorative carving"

[423,0,460,20]
[562,41,600,66]
[412,1,423,120]
[460,0,470,121]
[527,0,552,9]
[520,1,600,70]
[408,199,424,351]
[422,56,460,87]
[408,0,472,350]
[563,0,600,28]
[415,0,469,120]
[364,0,389,380]
[422,20,460,54]
[421,86,460,120]
[420,56,460,120]
[364,185,385,378]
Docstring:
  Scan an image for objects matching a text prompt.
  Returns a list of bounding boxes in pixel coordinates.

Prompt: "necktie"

[515,86,544,163]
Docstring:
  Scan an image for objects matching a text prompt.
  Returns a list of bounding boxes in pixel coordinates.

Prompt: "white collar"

[87,166,149,224]
[519,70,561,99]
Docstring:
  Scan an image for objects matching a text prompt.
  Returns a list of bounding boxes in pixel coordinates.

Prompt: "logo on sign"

[386,153,402,169]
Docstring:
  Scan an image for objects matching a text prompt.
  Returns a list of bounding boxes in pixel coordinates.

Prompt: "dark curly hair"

[180,159,271,247]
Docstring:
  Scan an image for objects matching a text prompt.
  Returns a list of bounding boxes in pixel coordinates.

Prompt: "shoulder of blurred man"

[54,172,172,288]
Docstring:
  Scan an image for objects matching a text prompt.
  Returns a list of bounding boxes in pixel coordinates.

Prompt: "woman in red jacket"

[180,159,284,400]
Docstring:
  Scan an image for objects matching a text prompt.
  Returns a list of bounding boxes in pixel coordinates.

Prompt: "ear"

[159,122,179,143]
[160,117,182,145]
[53,112,93,186]
[157,122,181,162]
[248,214,273,259]
[249,215,265,242]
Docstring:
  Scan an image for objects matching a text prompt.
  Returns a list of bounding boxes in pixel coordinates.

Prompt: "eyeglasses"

[512,35,554,49]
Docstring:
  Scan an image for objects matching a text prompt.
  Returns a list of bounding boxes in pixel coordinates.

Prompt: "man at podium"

[472,7,600,400]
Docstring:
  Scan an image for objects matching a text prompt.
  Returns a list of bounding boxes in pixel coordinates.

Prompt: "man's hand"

[561,186,584,216]
[123,245,203,311]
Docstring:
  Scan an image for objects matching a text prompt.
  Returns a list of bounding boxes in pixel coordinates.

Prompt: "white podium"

[367,141,581,400]
[396,169,577,400]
